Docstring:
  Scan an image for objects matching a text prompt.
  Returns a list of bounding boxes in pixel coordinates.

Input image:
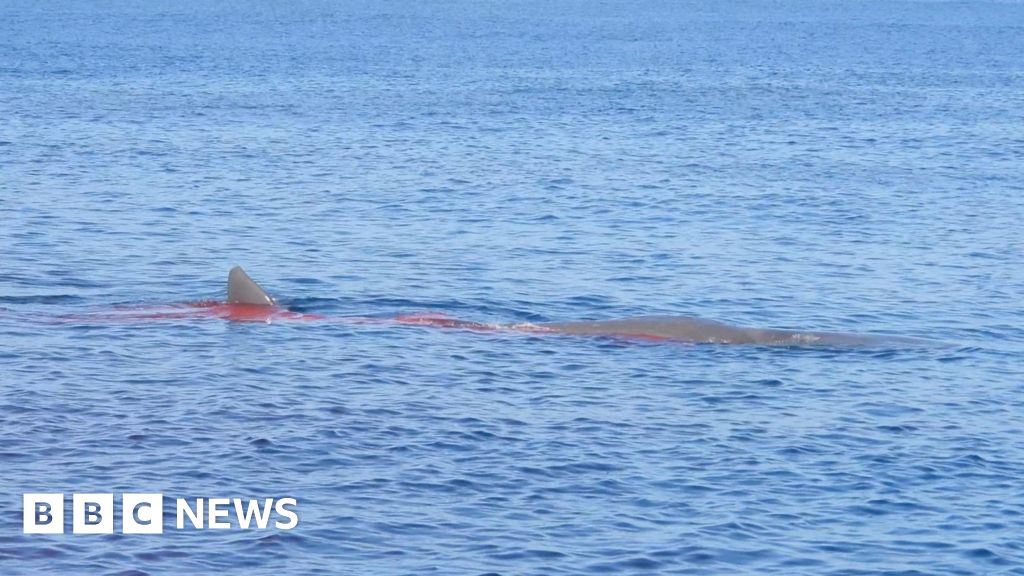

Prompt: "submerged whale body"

[539,316,926,346]
[222,266,931,347]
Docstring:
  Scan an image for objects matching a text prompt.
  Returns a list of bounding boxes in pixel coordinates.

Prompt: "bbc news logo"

[23,493,299,534]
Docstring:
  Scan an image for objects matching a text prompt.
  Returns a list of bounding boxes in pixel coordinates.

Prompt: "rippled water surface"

[3,1,1024,574]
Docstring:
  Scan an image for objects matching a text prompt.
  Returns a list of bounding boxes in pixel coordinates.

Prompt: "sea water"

[2,1,1024,574]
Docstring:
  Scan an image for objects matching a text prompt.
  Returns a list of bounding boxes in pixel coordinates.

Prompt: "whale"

[33,266,933,347]
[217,266,933,347]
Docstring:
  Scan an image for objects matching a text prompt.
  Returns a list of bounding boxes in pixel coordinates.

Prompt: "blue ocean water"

[2,0,1024,573]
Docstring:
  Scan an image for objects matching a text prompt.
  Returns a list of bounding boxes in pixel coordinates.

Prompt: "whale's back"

[542,315,933,346]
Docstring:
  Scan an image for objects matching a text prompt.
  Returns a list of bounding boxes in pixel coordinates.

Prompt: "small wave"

[0,294,85,305]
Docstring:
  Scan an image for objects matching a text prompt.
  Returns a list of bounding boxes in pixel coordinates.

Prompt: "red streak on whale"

[68,301,323,323]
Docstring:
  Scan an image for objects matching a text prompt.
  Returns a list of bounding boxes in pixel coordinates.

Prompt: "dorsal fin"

[227,266,275,306]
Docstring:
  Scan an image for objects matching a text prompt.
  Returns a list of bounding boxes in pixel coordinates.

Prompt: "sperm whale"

[219,266,931,347]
